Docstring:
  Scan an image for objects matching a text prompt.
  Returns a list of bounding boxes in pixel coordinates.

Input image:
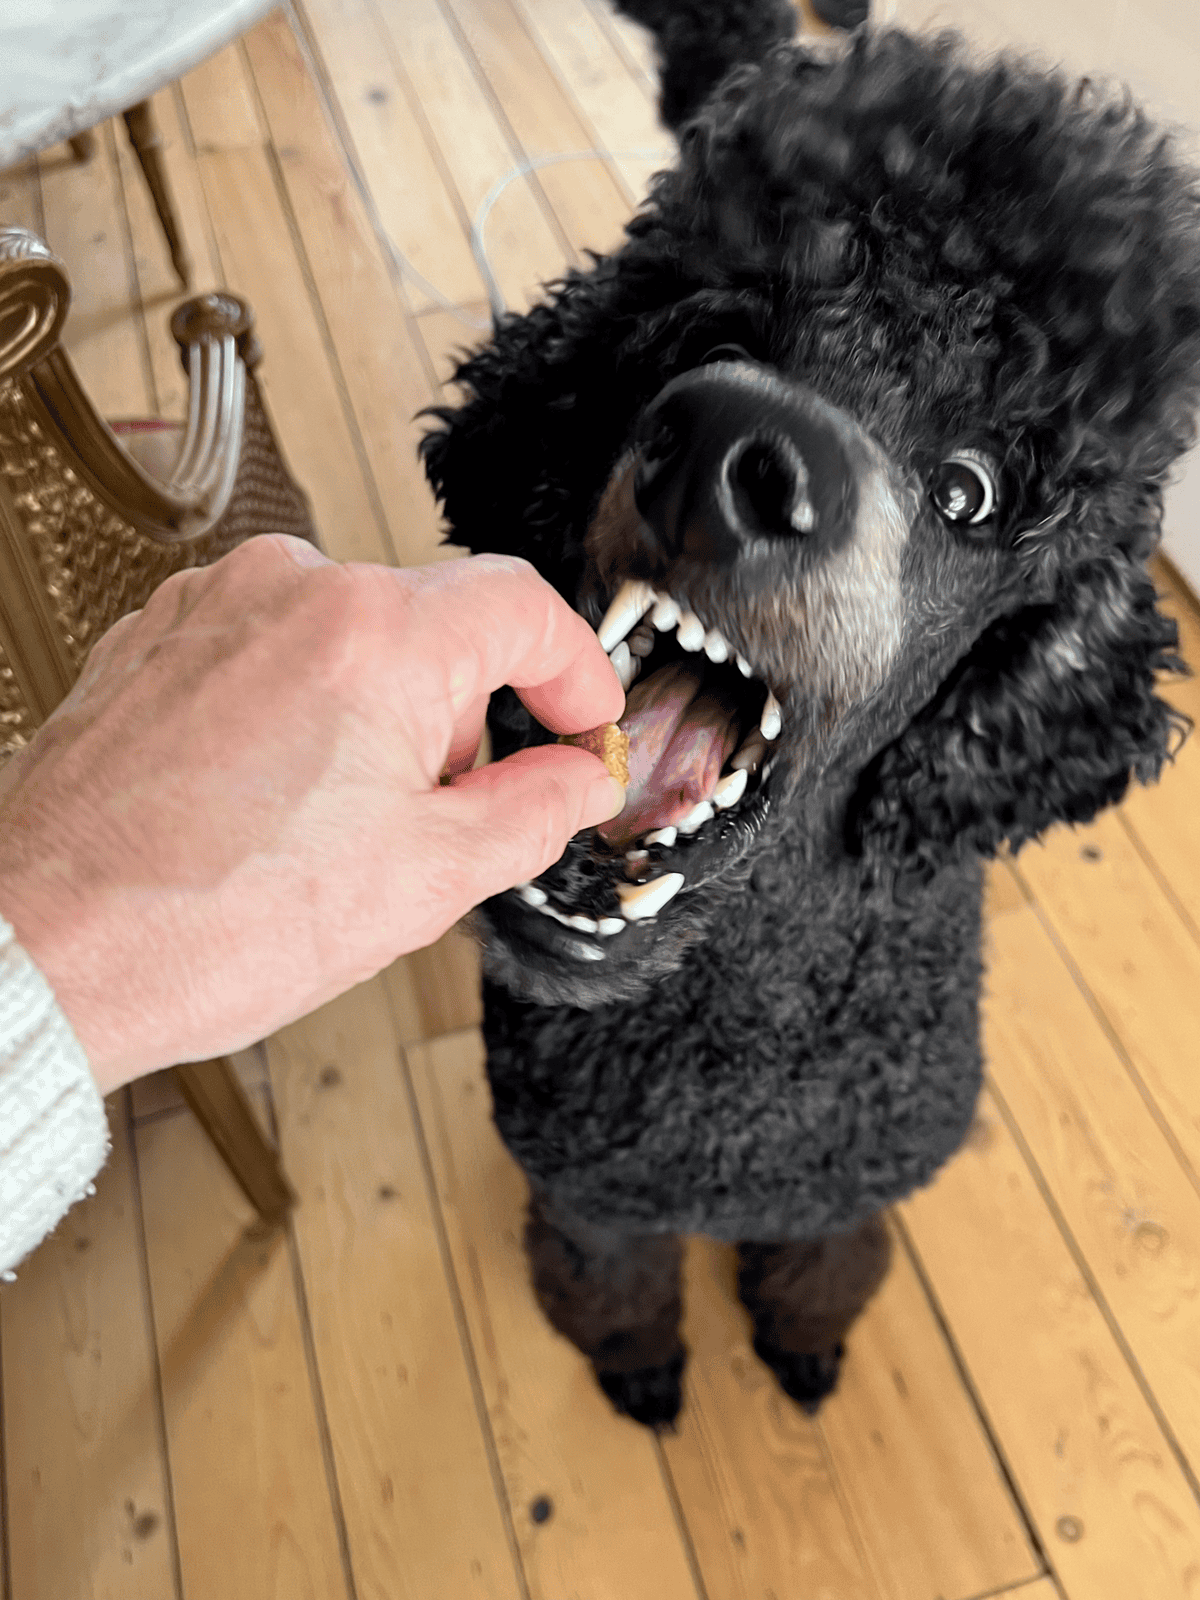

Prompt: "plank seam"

[266,1096,364,1600]
[125,1087,187,1600]
[395,1041,534,1600]
[104,118,162,419]
[892,1213,1054,1584]
[580,0,659,102]
[985,1071,1200,1506]
[278,2,456,384]
[237,39,402,568]
[1117,808,1200,947]
[1008,857,1200,1209]
[961,1573,1066,1600]
[290,0,491,336]
[505,0,644,210]
[423,0,582,274]
[651,1435,715,1600]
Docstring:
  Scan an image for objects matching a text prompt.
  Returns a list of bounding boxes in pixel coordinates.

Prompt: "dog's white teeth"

[616,872,685,920]
[736,653,753,678]
[569,941,606,961]
[609,639,639,690]
[565,913,599,934]
[518,883,548,906]
[644,826,677,847]
[678,800,715,834]
[597,579,655,652]
[597,916,626,936]
[713,768,748,810]
[731,732,768,773]
[759,690,782,742]
[651,595,680,631]
[625,847,649,865]
[703,628,729,663]
[676,611,705,652]
[629,622,656,658]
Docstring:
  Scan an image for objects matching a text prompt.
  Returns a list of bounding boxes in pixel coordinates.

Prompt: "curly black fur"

[421,20,1200,1422]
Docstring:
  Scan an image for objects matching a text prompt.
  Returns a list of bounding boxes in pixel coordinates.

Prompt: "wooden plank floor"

[2,2,1199,1596]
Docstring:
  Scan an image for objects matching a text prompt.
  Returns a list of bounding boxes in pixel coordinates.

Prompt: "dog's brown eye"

[931,452,997,526]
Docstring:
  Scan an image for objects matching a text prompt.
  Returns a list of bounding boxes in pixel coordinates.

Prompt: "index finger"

[385,554,625,734]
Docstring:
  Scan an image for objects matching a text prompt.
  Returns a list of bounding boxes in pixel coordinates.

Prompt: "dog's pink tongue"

[599,661,738,848]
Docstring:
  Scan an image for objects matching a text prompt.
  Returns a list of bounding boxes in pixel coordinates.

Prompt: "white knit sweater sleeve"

[0,916,110,1277]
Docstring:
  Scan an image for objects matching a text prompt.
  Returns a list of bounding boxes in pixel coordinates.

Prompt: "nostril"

[726,438,815,539]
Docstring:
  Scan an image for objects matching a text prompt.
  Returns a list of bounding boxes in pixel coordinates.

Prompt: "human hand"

[0,537,625,1090]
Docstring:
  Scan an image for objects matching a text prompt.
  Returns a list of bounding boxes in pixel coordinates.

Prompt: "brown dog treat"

[558,723,630,787]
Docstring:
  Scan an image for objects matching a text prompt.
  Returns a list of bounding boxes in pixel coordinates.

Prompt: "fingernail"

[589,774,627,823]
[280,536,330,567]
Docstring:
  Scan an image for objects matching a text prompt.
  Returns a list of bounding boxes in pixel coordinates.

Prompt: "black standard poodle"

[420,10,1200,1428]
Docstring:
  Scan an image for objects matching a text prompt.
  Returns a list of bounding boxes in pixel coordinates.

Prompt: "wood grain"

[178,133,393,563]
[408,1028,704,1600]
[661,1235,879,1600]
[295,0,490,310]
[242,11,448,568]
[366,0,574,310]
[0,160,44,237]
[1012,812,1200,1174]
[382,922,483,1045]
[136,1099,351,1600]
[1120,563,1200,939]
[903,1088,1200,1598]
[1,1097,178,1600]
[439,0,637,258]
[985,895,1200,1471]
[511,0,669,198]
[265,983,525,1600]
[113,84,224,418]
[818,1218,1040,1600]
[38,123,151,416]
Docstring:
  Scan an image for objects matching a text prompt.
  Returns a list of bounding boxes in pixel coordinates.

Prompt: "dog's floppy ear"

[848,550,1188,873]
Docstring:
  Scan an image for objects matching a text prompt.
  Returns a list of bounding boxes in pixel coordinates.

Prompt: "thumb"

[423,744,625,907]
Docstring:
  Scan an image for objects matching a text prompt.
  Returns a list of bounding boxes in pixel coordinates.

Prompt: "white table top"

[0,0,275,166]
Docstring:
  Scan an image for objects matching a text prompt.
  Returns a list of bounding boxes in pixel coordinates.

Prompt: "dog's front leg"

[525,1189,686,1429]
[737,1215,892,1413]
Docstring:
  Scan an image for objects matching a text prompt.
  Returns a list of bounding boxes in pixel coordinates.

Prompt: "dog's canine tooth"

[519,883,548,906]
[597,579,655,652]
[703,629,729,663]
[713,768,748,810]
[678,800,715,834]
[736,653,753,678]
[568,941,606,961]
[644,826,678,847]
[609,639,639,690]
[731,733,767,773]
[677,611,705,651]
[616,872,685,920]
[597,916,626,936]
[760,690,782,741]
[651,595,680,631]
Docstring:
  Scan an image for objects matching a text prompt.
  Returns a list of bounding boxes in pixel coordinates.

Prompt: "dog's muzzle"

[632,363,860,572]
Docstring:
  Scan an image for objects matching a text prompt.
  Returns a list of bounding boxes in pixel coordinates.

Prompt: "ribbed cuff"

[0,917,110,1277]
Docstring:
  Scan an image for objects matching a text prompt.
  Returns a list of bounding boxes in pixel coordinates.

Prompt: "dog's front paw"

[596,1352,685,1430]
[753,1337,844,1415]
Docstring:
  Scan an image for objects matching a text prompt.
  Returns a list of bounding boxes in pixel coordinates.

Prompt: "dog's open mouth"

[500,577,780,965]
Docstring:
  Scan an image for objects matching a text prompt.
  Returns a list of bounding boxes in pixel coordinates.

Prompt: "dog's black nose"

[632,363,857,566]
